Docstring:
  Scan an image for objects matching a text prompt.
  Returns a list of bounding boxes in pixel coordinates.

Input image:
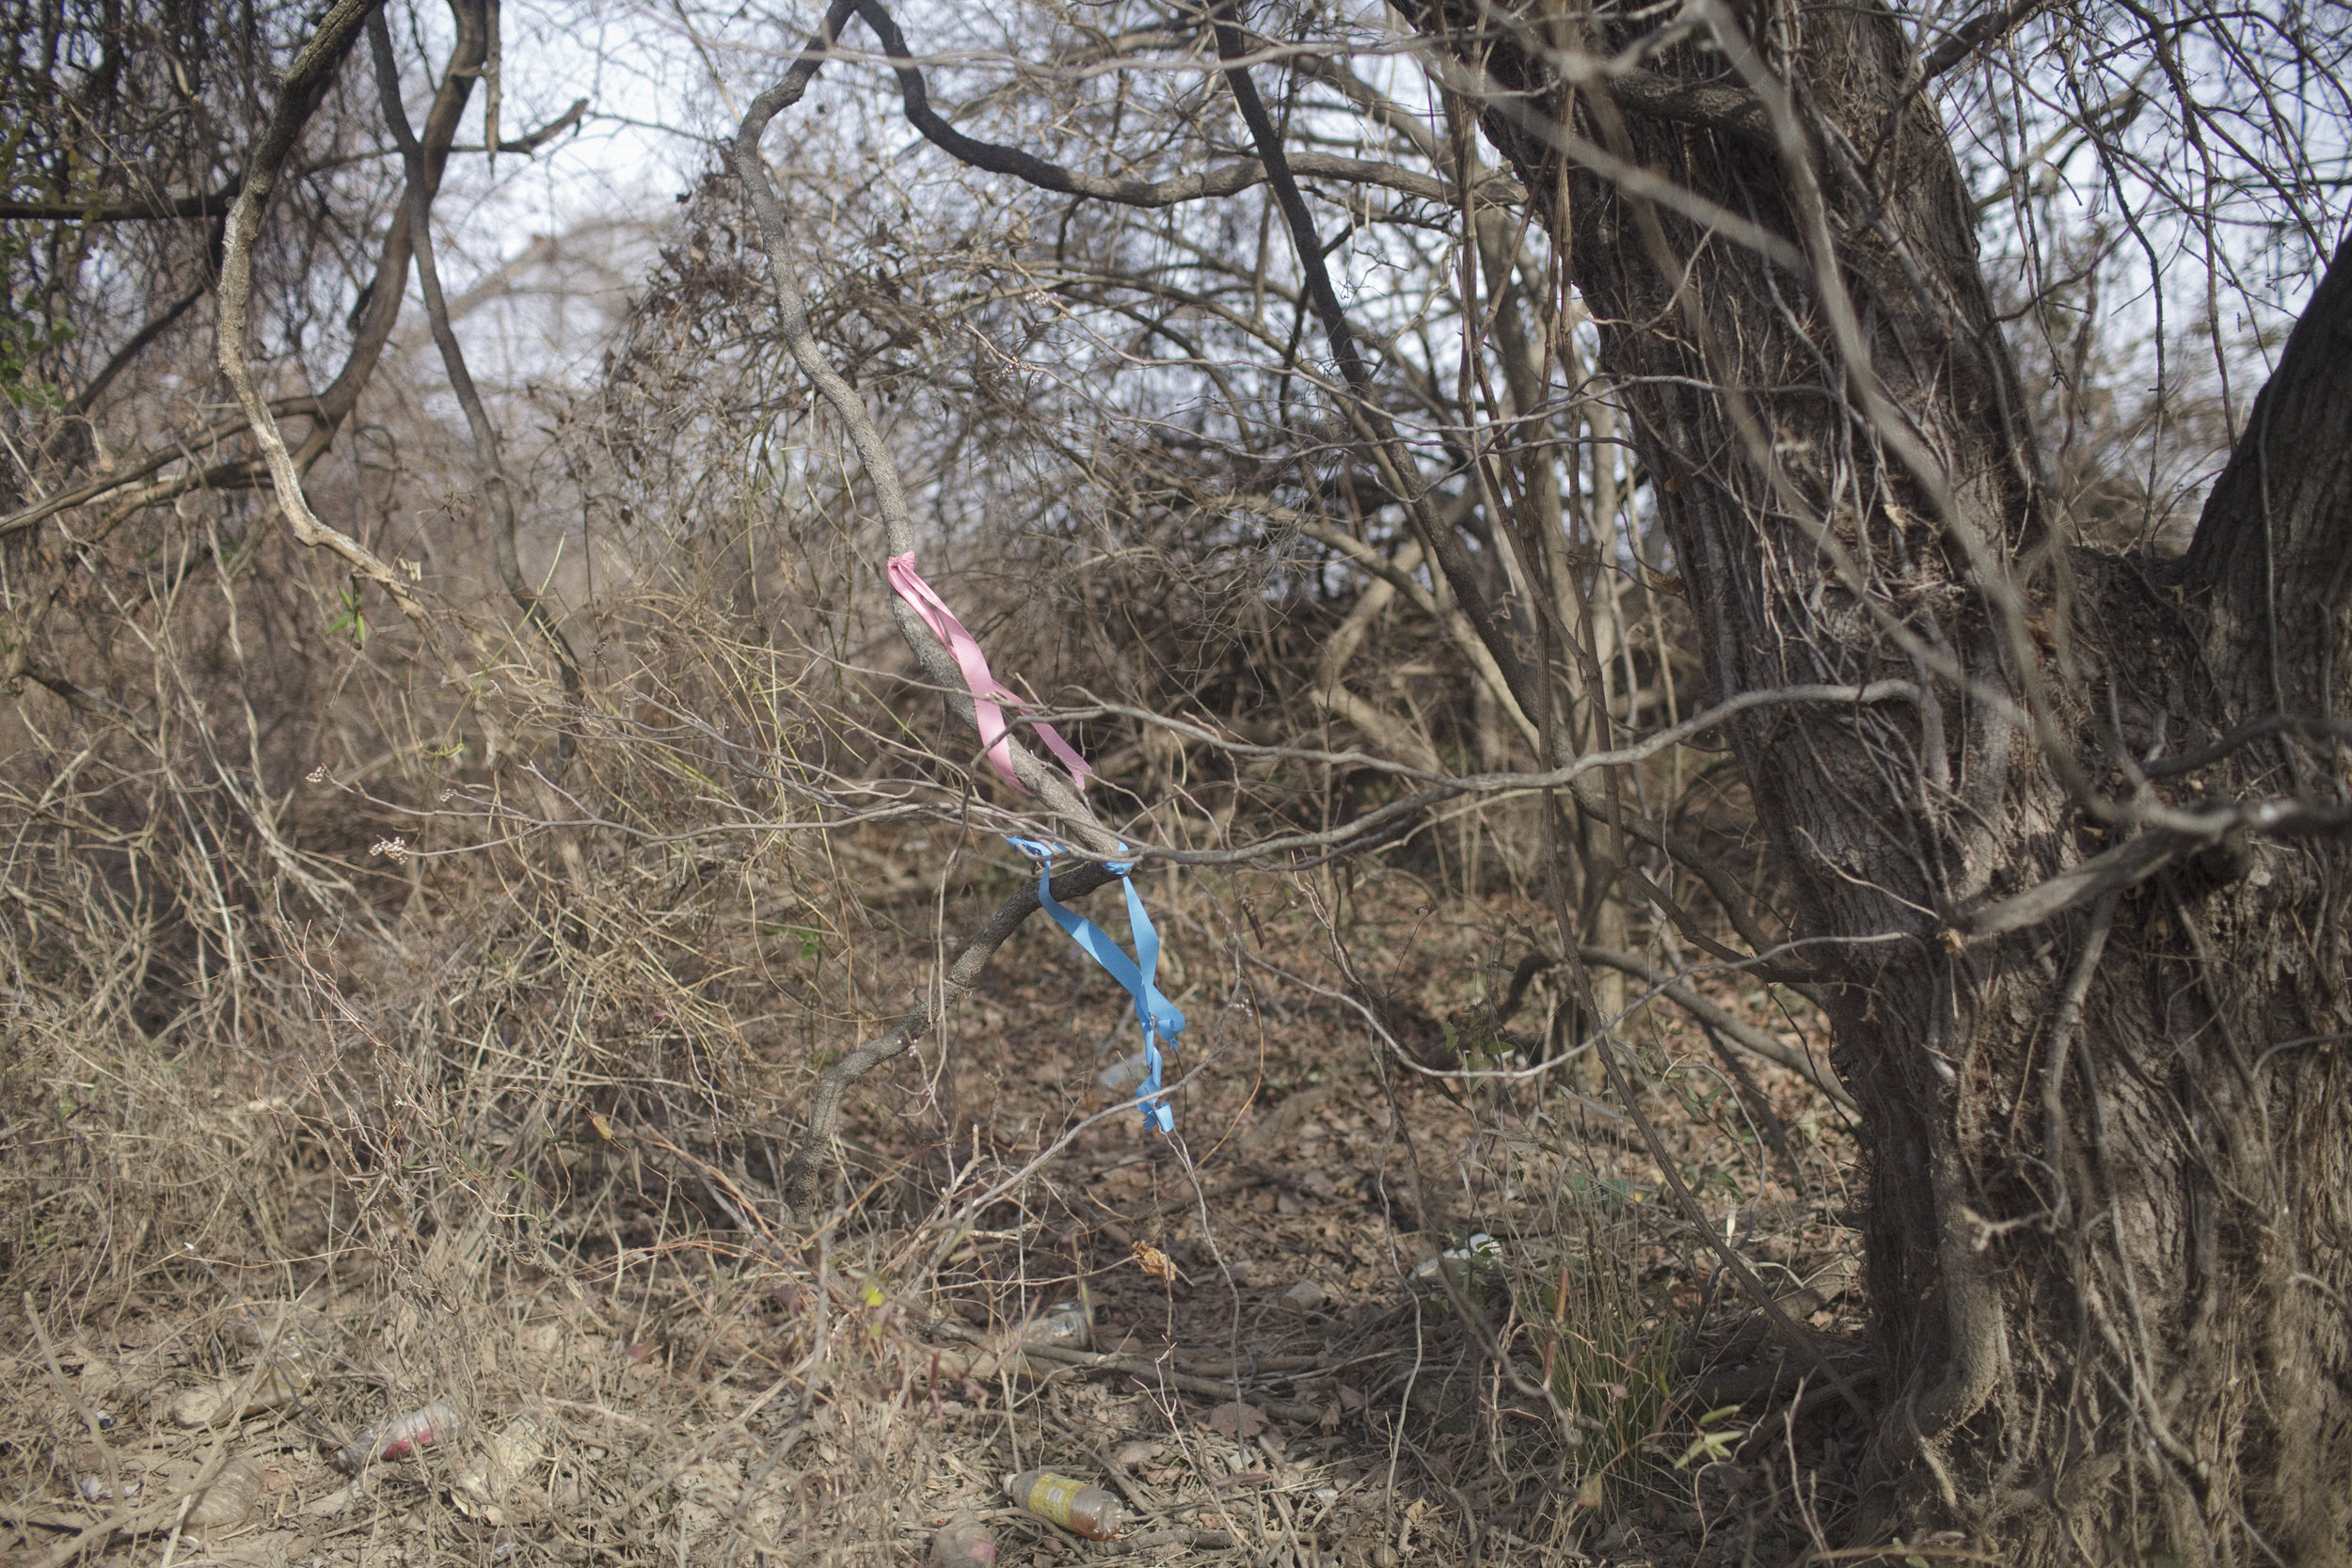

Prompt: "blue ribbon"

[1009,837,1184,1132]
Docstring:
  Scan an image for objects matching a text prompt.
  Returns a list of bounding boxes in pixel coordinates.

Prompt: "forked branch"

[727,2,1138,1215]
[213,0,453,659]
[370,10,583,695]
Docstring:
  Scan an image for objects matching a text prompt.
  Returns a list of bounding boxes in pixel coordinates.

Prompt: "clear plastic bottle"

[337,1399,462,1471]
[1019,1300,1091,1353]
[171,1338,322,1428]
[453,1413,549,1524]
[183,1457,263,1532]
[1006,1469,1124,1540]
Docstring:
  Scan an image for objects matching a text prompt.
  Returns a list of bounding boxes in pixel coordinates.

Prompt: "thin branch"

[851,2,1517,210]
[779,862,1118,1215]
[1917,0,2056,85]
[2142,712,2352,779]
[65,261,215,417]
[0,182,242,222]
[1570,944,1851,1108]
[371,10,581,690]
[213,0,453,655]
[0,405,301,539]
[502,95,586,151]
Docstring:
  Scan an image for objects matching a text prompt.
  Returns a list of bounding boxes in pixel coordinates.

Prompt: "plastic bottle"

[183,1457,263,1532]
[1019,1300,1091,1353]
[929,1510,998,1567]
[1098,1050,1150,1092]
[171,1338,322,1428]
[336,1399,462,1471]
[1006,1469,1124,1540]
[453,1413,549,1524]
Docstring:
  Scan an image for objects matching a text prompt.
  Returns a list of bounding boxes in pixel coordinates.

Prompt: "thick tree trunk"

[1410,2,2352,1560]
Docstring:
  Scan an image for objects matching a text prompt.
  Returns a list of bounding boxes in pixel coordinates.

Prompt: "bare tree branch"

[850,2,1516,211]
[213,0,453,654]
[371,9,582,691]
[0,183,243,222]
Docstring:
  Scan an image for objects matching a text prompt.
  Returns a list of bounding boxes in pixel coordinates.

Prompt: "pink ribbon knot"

[886,552,1092,794]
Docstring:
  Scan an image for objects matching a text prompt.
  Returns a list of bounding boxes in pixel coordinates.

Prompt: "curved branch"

[214,0,452,653]
[779,862,1118,1215]
[727,1,1109,846]
[371,10,581,694]
[731,4,1146,1213]
[850,2,1516,210]
[481,96,589,154]
[8,0,485,550]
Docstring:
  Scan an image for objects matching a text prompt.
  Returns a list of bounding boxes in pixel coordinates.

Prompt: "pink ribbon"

[886,552,1092,794]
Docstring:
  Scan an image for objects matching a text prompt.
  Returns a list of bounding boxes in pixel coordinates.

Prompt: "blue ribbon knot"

[1007,837,1184,1132]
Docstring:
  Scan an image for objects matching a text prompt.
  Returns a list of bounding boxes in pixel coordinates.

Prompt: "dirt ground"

[3,873,1869,1568]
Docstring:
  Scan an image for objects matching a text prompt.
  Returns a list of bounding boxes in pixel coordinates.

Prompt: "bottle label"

[1023,1474,1084,1526]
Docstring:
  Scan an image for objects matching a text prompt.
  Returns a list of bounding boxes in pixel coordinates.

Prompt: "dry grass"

[0,293,1866,1560]
[1,752,1868,1568]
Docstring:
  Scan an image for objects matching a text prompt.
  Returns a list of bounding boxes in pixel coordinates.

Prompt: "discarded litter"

[929,1510,998,1567]
[172,1338,323,1428]
[77,1473,140,1503]
[1097,1050,1151,1092]
[183,1457,263,1532]
[1411,1232,1502,1288]
[927,1298,1093,1382]
[453,1413,549,1524]
[337,1400,462,1472]
[1201,1401,1270,1439]
[1019,1300,1091,1353]
[1279,1279,1327,1313]
[1007,1468,1124,1540]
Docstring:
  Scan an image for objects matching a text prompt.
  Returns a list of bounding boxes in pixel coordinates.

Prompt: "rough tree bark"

[1407,1,2352,1560]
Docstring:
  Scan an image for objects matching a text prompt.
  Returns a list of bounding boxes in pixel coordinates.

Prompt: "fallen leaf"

[1131,1241,1178,1284]
[1201,1401,1270,1438]
[1111,1440,1164,1470]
